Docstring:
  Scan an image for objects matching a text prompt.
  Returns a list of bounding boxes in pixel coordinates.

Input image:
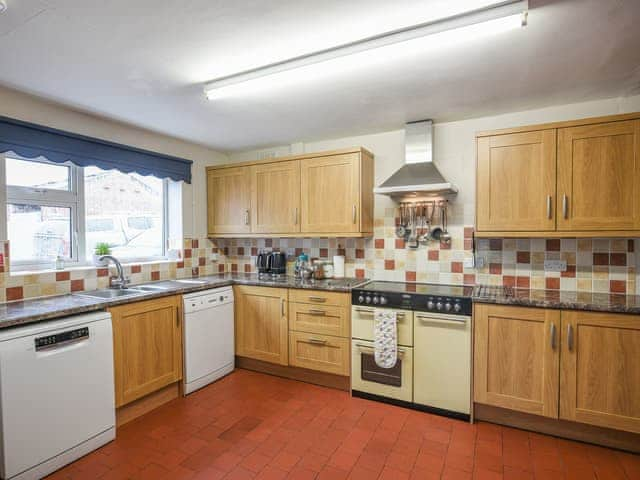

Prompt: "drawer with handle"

[289,289,350,308]
[289,303,349,337]
[351,306,413,346]
[288,332,350,376]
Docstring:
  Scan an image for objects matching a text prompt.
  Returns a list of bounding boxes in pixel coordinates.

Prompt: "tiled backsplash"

[212,207,637,295]
[0,238,222,302]
[0,204,637,302]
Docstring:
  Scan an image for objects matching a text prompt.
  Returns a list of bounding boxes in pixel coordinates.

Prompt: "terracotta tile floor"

[46,369,639,480]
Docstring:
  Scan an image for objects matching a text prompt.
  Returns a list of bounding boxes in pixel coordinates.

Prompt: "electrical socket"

[475,256,486,269]
[210,253,219,262]
[544,259,567,272]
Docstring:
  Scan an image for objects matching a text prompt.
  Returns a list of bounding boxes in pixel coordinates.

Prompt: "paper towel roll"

[333,255,345,278]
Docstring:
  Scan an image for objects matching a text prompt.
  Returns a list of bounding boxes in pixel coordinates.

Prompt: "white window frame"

[1,154,170,271]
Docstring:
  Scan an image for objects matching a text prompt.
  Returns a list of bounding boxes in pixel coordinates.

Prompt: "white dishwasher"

[0,311,115,480]
[183,287,234,394]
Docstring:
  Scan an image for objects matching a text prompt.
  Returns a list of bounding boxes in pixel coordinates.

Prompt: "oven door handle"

[353,308,405,318]
[415,313,469,325]
[354,343,406,355]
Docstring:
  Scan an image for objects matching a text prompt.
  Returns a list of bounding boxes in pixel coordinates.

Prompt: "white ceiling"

[0,0,639,152]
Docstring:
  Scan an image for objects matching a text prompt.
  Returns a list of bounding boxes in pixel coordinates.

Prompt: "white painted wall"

[0,85,229,238]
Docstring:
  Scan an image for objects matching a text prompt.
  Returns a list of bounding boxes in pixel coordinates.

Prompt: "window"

[84,166,165,260]
[3,155,170,269]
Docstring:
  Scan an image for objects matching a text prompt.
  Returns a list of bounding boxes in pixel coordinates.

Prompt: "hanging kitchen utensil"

[440,201,452,246]
[418,201,433,243]
[396,203,408,238]
[430,201,444,241]
[407,203,419,249]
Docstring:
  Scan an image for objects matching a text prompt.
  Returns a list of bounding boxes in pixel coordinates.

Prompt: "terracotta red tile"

[516,252,531,264]
[441,466,473,480]
[463,274,476,285]
[374,239,385,249]
[546,239,560,251]
[242,452,272,473]
[177,261,185,269]
[316,465,349,480]
[502,276,516,287]
[191,239,199,248]
[184,249,192,258]
[151,271,160,281]
[355,249,365,259]
[593,253,609,265]
[56,271,71,281]
[428,250,439,261]
[6,286,23,301]
[561,265,576,278]
[545,278,560,290]
[503,466,533,480]
[489,263,502,275]
[405,271,417,282]
[355,269,365,279]
[319,248,328,258]
[384,260,395,270]
[271,451,300,471]
[97,267,109,277]
[464,227,474,239]
[451,262,463,273]
[131,264,142,274]
[244,264,252,273]
[70,279,84,292]
[516,276,530,288]
[609,253,627,266]
[440,240,451,250]
[628,240,635,252]
[395,238,405,249]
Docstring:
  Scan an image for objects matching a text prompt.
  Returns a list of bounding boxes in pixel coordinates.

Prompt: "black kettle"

[256,252,270,274]
[268,252,287,275]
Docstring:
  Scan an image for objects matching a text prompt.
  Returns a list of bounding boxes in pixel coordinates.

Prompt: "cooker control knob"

[445,302,452,312]
[453,303,462,313]
[365,296,372,304]
[372,296,379,304]
[427,300,435,310]
[380,296,388,305]
[358,295,365,304]
[436,302,443,311]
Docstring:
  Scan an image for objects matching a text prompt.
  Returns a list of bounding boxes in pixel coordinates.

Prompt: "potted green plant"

[93,242,112,266]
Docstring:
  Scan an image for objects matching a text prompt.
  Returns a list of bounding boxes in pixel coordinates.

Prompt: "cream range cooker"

[351,281,473,421]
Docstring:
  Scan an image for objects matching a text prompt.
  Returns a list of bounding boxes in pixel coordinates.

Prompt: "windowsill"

[9,258,177,277]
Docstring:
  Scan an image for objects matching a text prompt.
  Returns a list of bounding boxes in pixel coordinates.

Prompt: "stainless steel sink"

[74,288,145,299]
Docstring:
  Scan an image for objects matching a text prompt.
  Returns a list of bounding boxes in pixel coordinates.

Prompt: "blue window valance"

[0,116,193,183]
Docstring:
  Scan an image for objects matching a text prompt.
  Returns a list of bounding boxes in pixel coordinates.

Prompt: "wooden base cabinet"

[289,332,350,376]
[474,304,560,418]
[475,304,640,435]
[110,295,183,408]
[234,286,288,366]
[560,311,640,434]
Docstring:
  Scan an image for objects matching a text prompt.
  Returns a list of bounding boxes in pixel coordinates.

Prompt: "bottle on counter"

[55,256,65,270]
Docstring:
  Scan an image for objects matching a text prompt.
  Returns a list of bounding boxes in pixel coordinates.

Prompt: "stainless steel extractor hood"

[373,120,458,198]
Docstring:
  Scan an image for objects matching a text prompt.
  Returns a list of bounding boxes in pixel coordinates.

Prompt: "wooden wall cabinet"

[207,148,373,237]
[251,160,301,234]
[110,295,182,408]
[207,166,251,234]
[475,304,640,434]
[234,285,289,365]
[476,113,640,237]
[474,304,560,418]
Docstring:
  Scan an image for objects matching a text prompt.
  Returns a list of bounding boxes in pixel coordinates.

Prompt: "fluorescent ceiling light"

[204,0,528,101]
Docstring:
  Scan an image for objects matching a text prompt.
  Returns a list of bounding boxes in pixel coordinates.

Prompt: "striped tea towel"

[374,309,398,369]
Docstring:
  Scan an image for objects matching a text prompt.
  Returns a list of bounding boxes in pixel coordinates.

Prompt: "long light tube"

[204,0,528,100]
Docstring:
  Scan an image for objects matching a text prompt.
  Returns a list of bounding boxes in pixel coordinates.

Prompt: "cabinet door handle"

[308,309,326,316]
[244,209,250,225]
[293,207,298,225]
[562,195,568,219]
[547,195,552,219]
[308,296,326,303]
[550,323,557,349]
[281,299,285,316]
[352,205,357,224]
[308,337,327,345]
[567,324,574,351]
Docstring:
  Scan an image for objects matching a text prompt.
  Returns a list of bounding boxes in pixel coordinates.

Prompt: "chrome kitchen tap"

[99,255,131,289]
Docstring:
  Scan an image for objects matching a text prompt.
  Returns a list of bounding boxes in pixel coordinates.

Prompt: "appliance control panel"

[35,327,90,351]
[352,289,472,316]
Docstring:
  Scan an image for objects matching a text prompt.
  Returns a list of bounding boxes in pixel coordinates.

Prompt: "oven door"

[351,307,413,346]
[351,339,413,402]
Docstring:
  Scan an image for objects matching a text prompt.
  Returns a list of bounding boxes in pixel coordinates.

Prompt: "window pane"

[7,204,72,262]
[6,157,71,191]
[84,166,164,259]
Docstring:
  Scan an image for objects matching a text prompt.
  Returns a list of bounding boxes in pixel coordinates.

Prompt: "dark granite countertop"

[0,274,368,330]
[473,285,640,315]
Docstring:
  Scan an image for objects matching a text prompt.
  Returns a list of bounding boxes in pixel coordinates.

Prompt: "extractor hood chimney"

[373,120,458,198]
